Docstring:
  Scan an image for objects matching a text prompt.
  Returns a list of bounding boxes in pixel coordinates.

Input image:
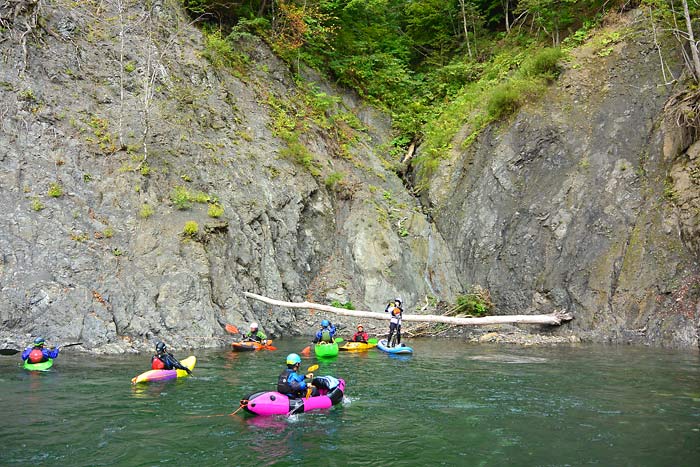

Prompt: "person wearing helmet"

[151,341,191,374]
[312,319,337,344]
[277,353,317,398]
[21,337,60,364]
[384,298,404,347]
[352,324,369,343]
[243,322,267,343]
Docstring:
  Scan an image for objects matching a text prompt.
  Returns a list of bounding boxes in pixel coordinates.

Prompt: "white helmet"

[250,322,258,329]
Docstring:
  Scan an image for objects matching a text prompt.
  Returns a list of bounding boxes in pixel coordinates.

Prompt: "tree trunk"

[243,292,574,326]
[681,0,700,82]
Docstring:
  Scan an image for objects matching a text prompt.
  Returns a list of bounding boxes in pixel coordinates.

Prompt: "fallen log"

[243,292,573,326]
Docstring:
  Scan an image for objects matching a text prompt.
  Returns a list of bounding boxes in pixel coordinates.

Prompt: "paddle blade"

[265,345,278,351]
[334,338,344,344]
[225,324,239,335]
[0,348,20,355]
[367,338,378,344]
[301,346,311,356]
[61,342,83,348]
[307,364,319,373]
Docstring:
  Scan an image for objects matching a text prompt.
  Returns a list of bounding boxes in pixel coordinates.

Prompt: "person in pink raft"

[277,353,318,398]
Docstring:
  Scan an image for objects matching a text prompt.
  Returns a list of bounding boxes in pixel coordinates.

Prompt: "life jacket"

[28,348,45,363]
[277,368,295,395]
[353,332,367,342]
[151,355,166,370]
[321,329,332,342]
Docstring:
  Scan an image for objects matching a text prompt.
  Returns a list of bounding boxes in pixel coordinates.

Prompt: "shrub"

[330,300,355,310]
[325,172,343,189]
[139,204,155,219]
[183,221,199,237]
[207,203,224,218]
[31,197,44,211]
[454,286,494,317]
[521,47,564,80]
[48,182,63,198]
[487,83,522,120]
[171,186,192,210]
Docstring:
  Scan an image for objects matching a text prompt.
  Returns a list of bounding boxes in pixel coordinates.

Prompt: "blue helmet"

[33,337,45,347]
[321,319,330,327]
[286,353,301,365]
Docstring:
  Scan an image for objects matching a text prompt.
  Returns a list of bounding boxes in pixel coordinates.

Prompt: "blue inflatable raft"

[376,339,413,355]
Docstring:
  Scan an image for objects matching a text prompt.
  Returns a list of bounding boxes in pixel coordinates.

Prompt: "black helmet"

[155,341,166,353]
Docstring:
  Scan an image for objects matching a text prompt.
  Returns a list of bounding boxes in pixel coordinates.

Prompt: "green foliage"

[183,221,199,237]
[201,27,250,74]
[48,182,63,198]
[31,197,44,211]
[454,286,494,317]
[184,0,615,184]
[103,227,114,238]
[207,203,224,218]
[280,142,320,175]
[520,48,565,80]
[171,186,192,210]
[325,171,344,188]
[139,204,155,219]
[170,186,213,210]
[330,299,355,310]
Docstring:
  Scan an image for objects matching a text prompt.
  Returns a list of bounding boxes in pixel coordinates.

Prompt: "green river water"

[1,338,698,466]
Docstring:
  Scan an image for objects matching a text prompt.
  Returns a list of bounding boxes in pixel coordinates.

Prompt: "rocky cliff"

[418,11,699,348]
[0,2,697,352]
[0,0,461,352]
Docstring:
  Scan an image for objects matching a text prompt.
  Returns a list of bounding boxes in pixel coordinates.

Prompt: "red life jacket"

[28,348,45,363]
[151,356,165,369]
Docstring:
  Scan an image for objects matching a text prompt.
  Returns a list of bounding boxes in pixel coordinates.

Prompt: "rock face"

[0,1,461,352]
[419,12,699,348]
[0,4,697,352]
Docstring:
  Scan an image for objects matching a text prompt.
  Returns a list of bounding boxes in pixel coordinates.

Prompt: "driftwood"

[243,292,573,326]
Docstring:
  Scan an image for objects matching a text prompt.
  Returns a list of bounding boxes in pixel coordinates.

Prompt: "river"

[1,338,698,466]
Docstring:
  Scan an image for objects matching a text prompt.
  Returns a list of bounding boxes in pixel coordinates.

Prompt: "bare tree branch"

[243,291,574,326]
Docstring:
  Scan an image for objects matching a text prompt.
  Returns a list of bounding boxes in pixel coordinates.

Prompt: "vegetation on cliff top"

[183,0,699,180]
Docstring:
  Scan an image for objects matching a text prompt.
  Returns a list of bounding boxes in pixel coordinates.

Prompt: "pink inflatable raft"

[241,376,345,416]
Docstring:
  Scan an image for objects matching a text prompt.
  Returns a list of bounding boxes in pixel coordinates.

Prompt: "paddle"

[225,324,277,350]
[1,342,83,355]
[302,364,320,400]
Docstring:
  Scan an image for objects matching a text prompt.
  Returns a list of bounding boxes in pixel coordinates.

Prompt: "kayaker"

[312,319,337,343]
[243,322,267,343]
[21,337,60,363]
[277,353,317,398]
[385,298,403,347]
[151,341,191,374]
[352,324,369,343]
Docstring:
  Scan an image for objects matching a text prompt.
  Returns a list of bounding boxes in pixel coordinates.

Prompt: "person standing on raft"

[385,298,403,347]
